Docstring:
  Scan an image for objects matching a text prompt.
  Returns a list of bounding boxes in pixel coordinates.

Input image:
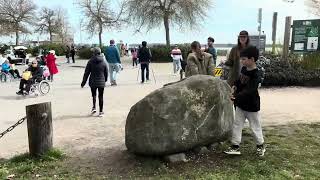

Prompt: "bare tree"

[126,0,212,47]
[36,7,60,43]
[0,0,37,45]
[305,0,320,15]
[77,0,125,48]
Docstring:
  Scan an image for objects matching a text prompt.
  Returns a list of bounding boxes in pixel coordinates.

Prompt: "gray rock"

[208,143,220,151]
[125,75,234,156]
[164,153,188,163]
[194,146,211,154]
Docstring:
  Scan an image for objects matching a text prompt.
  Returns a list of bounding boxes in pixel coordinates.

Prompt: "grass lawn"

[1,123,320,179]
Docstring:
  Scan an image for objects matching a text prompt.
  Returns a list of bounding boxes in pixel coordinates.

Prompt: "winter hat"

[49,50,55,55]
[239,30,249,37]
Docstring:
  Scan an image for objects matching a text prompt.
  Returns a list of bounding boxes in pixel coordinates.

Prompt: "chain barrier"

[0,117,27,139]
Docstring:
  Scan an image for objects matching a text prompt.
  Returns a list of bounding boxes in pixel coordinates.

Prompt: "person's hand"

[230,94,235,101]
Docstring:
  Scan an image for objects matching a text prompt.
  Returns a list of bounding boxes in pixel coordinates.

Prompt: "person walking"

[131,48,138,68]
[206,37,217,66]
[224,30,250,86]
[65,45,71,63]
[138,41,152,83]
[71,45,76,63]
[81,47,108,117]
[185,41,214,77]
[45,50,59,82]
[171,45,183,75]
[105,40,122,86]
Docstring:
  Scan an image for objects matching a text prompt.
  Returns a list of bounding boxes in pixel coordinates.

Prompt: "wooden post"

[272,12,278,54]
[283,16,292,60]
[26,102,53,157]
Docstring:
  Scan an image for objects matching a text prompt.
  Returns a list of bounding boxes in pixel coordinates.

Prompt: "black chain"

[0,117,27,139]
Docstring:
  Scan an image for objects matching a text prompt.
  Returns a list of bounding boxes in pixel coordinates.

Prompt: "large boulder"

[125,75,234,156]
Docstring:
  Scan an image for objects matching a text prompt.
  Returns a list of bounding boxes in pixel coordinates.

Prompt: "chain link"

[0,117,27,139]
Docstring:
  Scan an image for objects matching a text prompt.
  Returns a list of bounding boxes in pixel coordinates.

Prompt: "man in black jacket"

[81,47,108,117]
[224,46,265,157]
[138,41,152,83]
[16,60,43,95]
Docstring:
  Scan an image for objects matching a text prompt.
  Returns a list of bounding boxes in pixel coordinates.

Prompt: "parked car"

[5,46,30,65]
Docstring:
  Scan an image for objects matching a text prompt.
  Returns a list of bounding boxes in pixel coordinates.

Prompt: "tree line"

[0,0,318,47]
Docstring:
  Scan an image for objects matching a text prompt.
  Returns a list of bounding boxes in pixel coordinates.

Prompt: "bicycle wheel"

[39,81,50,95]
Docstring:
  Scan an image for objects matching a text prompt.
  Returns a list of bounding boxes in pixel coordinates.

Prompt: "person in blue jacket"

[105,39,122,86]
[1,59,21,78]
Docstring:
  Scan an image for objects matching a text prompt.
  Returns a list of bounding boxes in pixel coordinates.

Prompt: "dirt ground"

[1,56,320,171]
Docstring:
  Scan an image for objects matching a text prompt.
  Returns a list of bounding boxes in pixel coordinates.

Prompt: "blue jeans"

[173,59,181,74]
[109,63,120,82]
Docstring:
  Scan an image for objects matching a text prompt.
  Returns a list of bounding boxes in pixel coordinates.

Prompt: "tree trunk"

[99,25,103,48]
[15,30,19,45]
[49,31,53,43]
[163,15,170,47]
[26,102,53,157]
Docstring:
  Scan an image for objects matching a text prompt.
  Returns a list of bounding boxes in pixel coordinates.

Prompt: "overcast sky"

[4,0,319,45]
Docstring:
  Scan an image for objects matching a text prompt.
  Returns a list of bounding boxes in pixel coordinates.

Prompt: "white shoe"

[98,112,104,117]
[91,108,96,115]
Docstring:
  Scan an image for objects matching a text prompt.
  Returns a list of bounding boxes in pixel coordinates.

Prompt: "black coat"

[234,67,261,112]
[81,55,108,88]
[27,65,43,81]
[138,47,152,63]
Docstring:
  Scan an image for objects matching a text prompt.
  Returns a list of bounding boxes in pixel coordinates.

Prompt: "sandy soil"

[0,56,319,164]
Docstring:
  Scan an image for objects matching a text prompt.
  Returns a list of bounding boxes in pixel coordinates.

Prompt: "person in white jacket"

[171,45,183,75]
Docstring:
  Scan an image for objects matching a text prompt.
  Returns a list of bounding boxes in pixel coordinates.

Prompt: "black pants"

[141,63,149,82]
[132,58,138,66]
[91,87,105,112]
[72,54,75,63]
[9,69,20,78]
[19,79,32,92]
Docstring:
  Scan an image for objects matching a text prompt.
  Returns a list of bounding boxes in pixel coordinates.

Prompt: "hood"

[91,55,104,64]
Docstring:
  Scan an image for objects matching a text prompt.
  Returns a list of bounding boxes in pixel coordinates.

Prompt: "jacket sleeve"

[207,55,214,76]
[116,48,121,64]
[225,47,235,67]
[185,55,199,77]
[81,61,91,86]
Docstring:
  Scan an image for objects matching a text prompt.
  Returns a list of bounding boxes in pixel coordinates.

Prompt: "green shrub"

[262,59,320,87]
[31,44,66,56]
[301,52,320,70]
[78,47,92,59]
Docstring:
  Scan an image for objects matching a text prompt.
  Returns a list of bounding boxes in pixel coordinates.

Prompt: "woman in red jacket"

[46,50,59,81]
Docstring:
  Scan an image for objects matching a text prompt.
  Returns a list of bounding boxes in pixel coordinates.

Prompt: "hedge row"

[30,44,67,56]
[262,57,320,87]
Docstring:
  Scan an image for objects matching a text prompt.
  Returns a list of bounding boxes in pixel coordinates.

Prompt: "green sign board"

[291,19,320,53]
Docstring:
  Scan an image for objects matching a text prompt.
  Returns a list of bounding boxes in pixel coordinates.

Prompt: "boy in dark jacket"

[224,46,265,157]
[81,47,108,117]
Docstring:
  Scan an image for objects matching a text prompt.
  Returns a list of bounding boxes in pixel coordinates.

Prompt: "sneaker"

[91,108,97,115]
[16,90,23,95]
[256,145,266,157]
[224,145,241,155]
[98,112,104,117]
